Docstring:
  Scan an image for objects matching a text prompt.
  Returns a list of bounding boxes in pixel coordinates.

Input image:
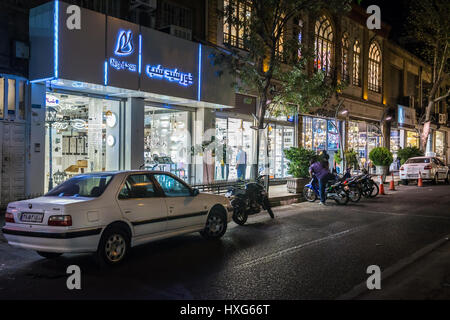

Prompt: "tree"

[405,0,450,151]
[215,0,351,180]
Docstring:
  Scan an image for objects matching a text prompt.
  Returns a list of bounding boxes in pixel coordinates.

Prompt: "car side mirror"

[192,188,200,196]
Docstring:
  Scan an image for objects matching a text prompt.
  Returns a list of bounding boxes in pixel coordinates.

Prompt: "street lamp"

[333,101,348,172]
[46,106,58,191]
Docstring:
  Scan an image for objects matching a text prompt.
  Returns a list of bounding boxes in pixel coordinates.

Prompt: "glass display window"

[312,118,327,151]
[406,130,419,148]
[44,93,118,192]
[303,116,313,149]
[435,131,445,158]
[390,129,400,156]
[144,106,192,182]
[327,120,339,151]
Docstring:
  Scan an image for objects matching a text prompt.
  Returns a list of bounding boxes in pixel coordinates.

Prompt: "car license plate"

[408,174,418,178]
[20,212,44,223]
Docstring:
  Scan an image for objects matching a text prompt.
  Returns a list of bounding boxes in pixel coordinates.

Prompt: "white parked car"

[2,171,233,265]
[399,156,449,185]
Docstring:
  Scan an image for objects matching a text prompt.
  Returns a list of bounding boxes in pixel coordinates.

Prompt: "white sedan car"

[2,171,233,265]
[399,156,449,185]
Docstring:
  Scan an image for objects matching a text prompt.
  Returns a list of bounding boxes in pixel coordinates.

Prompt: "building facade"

[0,0,448,207]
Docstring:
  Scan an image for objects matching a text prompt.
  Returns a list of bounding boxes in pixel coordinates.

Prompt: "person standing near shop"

[220,137,231,181]
[236,146,247,180]
[309,158,330,205]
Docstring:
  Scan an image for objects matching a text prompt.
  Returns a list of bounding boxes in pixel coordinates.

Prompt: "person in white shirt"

[236,146,247,180]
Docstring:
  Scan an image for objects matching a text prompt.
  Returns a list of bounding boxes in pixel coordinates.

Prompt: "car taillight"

[5,212,15,223]
[424,165,432,170]
[400,166,404,171]
[48,215,72,226]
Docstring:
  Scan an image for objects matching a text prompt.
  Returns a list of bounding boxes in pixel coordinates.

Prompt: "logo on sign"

[146,64,194,87]
[114,30,134,56]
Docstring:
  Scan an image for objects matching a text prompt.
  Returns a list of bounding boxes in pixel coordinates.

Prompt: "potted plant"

[369,147,393,181]
[284,147,317,193]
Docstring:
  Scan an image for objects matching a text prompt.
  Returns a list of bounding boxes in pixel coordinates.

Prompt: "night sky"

[359,0,410,44]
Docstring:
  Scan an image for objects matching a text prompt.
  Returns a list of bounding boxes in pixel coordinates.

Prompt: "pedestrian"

[236,146,247,180]
[309,157,330,205]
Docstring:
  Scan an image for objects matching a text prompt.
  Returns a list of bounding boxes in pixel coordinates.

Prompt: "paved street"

[0,183,449,300]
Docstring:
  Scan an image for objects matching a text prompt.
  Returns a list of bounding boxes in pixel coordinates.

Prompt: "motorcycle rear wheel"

[334,190,349,205]
[348,186,362,202]
[232,206,248,225]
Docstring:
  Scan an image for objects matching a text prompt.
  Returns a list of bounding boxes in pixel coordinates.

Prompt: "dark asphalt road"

[0,183,449,300]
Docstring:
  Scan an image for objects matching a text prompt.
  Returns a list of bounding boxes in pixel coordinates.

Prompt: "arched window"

[368,42,381,92]
[352,40,361,86]
[314,15,334,76]
[341,33,349,82]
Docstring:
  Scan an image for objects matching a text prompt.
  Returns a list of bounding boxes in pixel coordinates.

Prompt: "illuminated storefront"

[347,121,382,169]
[302,116,341,168]
[435,131,445,160]
[28,1,235,194]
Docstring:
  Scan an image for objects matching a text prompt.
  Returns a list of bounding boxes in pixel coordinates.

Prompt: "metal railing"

[192,178,287,195]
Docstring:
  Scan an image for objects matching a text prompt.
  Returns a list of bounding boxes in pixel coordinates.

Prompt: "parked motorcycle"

[225,175,274,225]
[359,173,379,198]
[303,174,349,205]
[342,175,363,202]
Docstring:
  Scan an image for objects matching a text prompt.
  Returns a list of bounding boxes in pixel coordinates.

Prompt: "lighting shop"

[28,1,234,194]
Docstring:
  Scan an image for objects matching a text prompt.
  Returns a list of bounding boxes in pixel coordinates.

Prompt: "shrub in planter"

[369,147,393,166]
[397,146,423,165]
[284,147,317,193]
[284,147,318,178]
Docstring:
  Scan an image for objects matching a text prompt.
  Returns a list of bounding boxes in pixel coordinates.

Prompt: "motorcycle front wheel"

[303,187,317,202]
[368,180,379,198]
[334,189,349,205]
[263,197,274,219]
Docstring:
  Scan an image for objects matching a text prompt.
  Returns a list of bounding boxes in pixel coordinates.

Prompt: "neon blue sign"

[109,30,137,73]
[114,30,134,56]
[146,64,194,87]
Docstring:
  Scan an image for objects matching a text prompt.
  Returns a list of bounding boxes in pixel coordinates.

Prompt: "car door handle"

[124,210,132,214]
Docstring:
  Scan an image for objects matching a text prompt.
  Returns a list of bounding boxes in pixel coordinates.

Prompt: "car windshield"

[405,158,430,164]
[45,174,115,197]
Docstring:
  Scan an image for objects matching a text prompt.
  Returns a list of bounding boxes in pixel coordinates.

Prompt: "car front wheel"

[200,208,227,240]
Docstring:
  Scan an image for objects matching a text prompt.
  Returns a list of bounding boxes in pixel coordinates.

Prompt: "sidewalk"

[268,184,302,207]
[358,239,450,299]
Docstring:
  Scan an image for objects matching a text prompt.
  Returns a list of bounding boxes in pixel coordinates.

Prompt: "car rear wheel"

[201,208,227,240]
[36,251,63,259]
[96,227,130,266]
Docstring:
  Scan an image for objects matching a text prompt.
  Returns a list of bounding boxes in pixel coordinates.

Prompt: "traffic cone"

[379,175,386,195]
[389,172,396,191]
[418,171,423,187]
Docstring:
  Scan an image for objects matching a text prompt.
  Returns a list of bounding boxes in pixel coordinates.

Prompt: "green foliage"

[345,149,359,169]
[334,152,342,164]
[369,147,393,167]
[397,147,424,165]
[284,147,318,178]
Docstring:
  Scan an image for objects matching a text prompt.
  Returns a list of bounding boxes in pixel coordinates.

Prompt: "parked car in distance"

[399,157,449,185]
[2,171,233,265]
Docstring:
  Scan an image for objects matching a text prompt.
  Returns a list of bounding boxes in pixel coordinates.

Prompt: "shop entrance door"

[0,122,25,207]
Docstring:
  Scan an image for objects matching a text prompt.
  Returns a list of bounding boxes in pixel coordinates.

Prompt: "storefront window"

[0,78,4,119]
[144,106,192,182]
[435,131,445,159]
[45,93,117,192]
[8,79,15,114]
[312,118,327,151]
[390,130,400,156]
[303,116,312,149]
[406,130,419,148]
[327,120,339,151]
[215,117,253,181]
[347,121,381,169]
[19,81,26,120]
